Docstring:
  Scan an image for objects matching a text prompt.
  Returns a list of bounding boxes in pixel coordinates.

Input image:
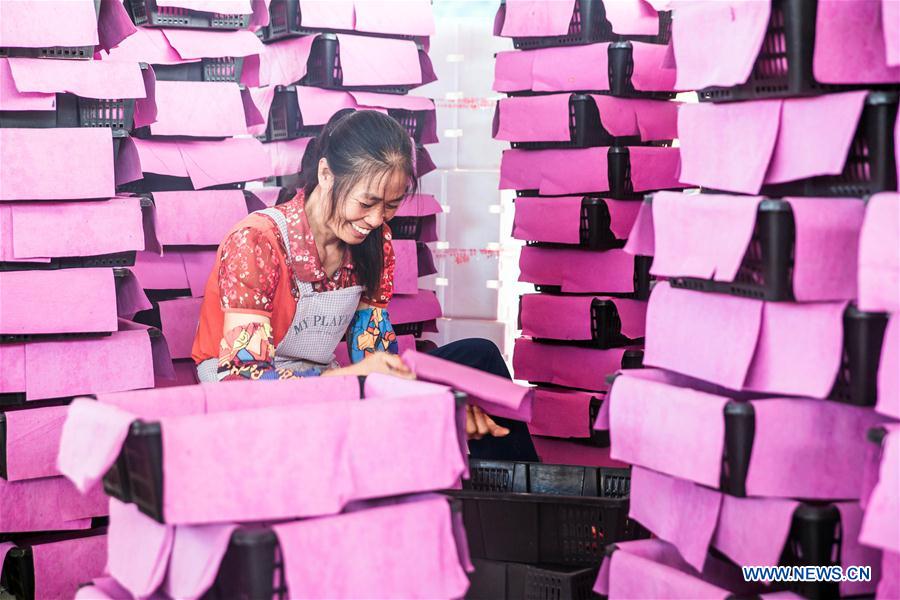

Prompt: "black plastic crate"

[499,0,670,50]
[393,321,425,338]
[388,217,422,240]
[0,92,136,130]
[533,254,652,300]
[118,173,245,194]
[466,558,597,600]
[257,0,423,44]
[301,34,420,94]
[200,528,288,600]
[511,94,644,150]
[153,57,245,83]
[125,0,250,29]
[670,199,795,301]
[828,305,889,407]
[698,0,897,103]
[523,297,642,350]
[448,460,644,566]
[778,504,842,600]
[522,196,633,250]
[0,251,137,273]
[0,0,101,60]
[758,91,899,197]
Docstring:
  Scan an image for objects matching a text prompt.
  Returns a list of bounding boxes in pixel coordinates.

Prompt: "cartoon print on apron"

[197,207,362,382]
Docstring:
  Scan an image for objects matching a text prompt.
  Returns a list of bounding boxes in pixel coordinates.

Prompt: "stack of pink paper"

[55,374,473,597]
[0,6,161,594]
[490,0,677,469]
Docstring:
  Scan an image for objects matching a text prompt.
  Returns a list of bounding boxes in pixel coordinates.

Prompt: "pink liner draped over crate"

[392,239,420,295]
[148,190,249,247]
[494,93,678,143]
[520,294,647,342]
[877,315,899,420]
[155,0,253,14]
[387,289,442,329]
[0,475,107,533]
[2,57,149,103]
[58,376,466,524]
[594,538,766,599]
[670,0,900,89]
[497,0,576,37]
[500,146,683,195]
[858,192,900,313]
[630,467,881,596]
[530,436,626,468]
[146,81,249,137]
[513,337,637,393]
[494,41,676,93]
[116,136,270,189]
[513,196,640,245]
[104,494,466,599]
[262,136,312,177]
[649,192,865,302]
[18,532,109,600]
[645,282,851,399]
[0,0,99,49]
[157,297,203,360]
[0,197,144,262]
[518,246,639,294]
[267,0,434,37]
[604,0,662,36]
[608,370,889,499]
[677,91,877,194]
[254,34,316,87]
[397,194,440,219]
[0,128,116,201]
[861,428,900,555]
[528,387,598,439]
[0,324,160,401]
[133,249,216,296]
[3,404,69,481]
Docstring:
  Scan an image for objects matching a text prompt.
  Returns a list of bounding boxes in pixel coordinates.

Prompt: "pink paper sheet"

[401,349,533,421]
[0,59,54,111]
[861,429,900,554]
[294,86,358,126]
[672,0,771,90]
[149,81,248,137]
[116,270,153,320]
[97,0,138,52]
[0,0,99,48]
[101,27,188,65]
[388,289,442,324]
[263,137,312,177]
[513,337,631,392]
[183,249,217,296]
[0,128,115,201]
[165,521,236,599]
[392,239,419,295]
[528,386,597,438]
[3,404,68,481]
[531,435,627,467]
[624,199,654,256]
[108,499,174,597]
[297,0,355,30]
[353,0,435,36]
[518,246,637,294]
[877,315,899,420]
[256,34,315,87]
[499,0,575,37]
[2,197,143,261]
[512,195,582,244]
[275,496,468,599]
[152,190,248,247]
[334,33,422,87]
[246,186,283,208]
[494,94,571,143]
[0,475,103,533]
[161,28,263,60]
[813,0,900,84]
[879,551,900,600]
[0,268,117,335]
[158,297,202,360]
[858,192,900,313]
[520,294,647,341]
[604,0,661,35]
[133,251,191,290]
[155,0,252,13]
[645,282,846,398]
[31,533,108,600]
[180,138,270,189]
[7,57,145,101]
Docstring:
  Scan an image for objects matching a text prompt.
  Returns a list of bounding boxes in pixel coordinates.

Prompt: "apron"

[197,207,363,382]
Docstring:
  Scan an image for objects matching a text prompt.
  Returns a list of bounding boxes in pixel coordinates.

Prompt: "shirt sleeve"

[218,225,282,315]
[362,224,395,308]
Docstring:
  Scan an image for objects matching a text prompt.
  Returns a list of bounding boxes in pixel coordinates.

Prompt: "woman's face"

[330,168,408,245]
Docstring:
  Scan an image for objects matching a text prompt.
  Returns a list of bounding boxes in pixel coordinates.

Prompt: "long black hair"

[299,109,417,298]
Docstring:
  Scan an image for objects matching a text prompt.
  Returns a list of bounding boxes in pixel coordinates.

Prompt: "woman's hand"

[466,405,510,440]
[325,352,415,379]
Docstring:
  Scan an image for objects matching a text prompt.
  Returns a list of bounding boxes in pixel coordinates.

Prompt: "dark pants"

[428,338,539,462]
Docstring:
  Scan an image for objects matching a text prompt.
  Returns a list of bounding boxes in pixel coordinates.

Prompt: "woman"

[192,110,537,461]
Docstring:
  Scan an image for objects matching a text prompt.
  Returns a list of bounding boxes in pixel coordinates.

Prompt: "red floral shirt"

[191,193,395,363]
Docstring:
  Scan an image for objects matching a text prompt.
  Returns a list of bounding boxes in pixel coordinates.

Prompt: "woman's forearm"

[347,306,399,364]
[218,321,321,381]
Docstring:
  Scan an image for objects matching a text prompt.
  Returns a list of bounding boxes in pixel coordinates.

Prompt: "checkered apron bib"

[197,207,362,382]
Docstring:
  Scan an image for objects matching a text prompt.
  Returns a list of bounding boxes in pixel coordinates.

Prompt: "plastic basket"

[202,528,288,600]
[778,504,842,600]
[522,196,634,250]
[125,0,250,29]
[0,251,137,273]
[153,57,245,83]
[393,321,425,338]
[466,558,597,600]
[301,34,419,94]
[257,0,423,44]
[117,173,245,194]
[671,199,794,301]
[828,305,889,407]
[388,217,422,240]
[0,0,101,60]
[448,460,644,566]
[758,91,899,197]
[697,0,896,102]
[499,0,670,50]
[532,254,653,300]
[525,297,642,350]
[0,93,136,130]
